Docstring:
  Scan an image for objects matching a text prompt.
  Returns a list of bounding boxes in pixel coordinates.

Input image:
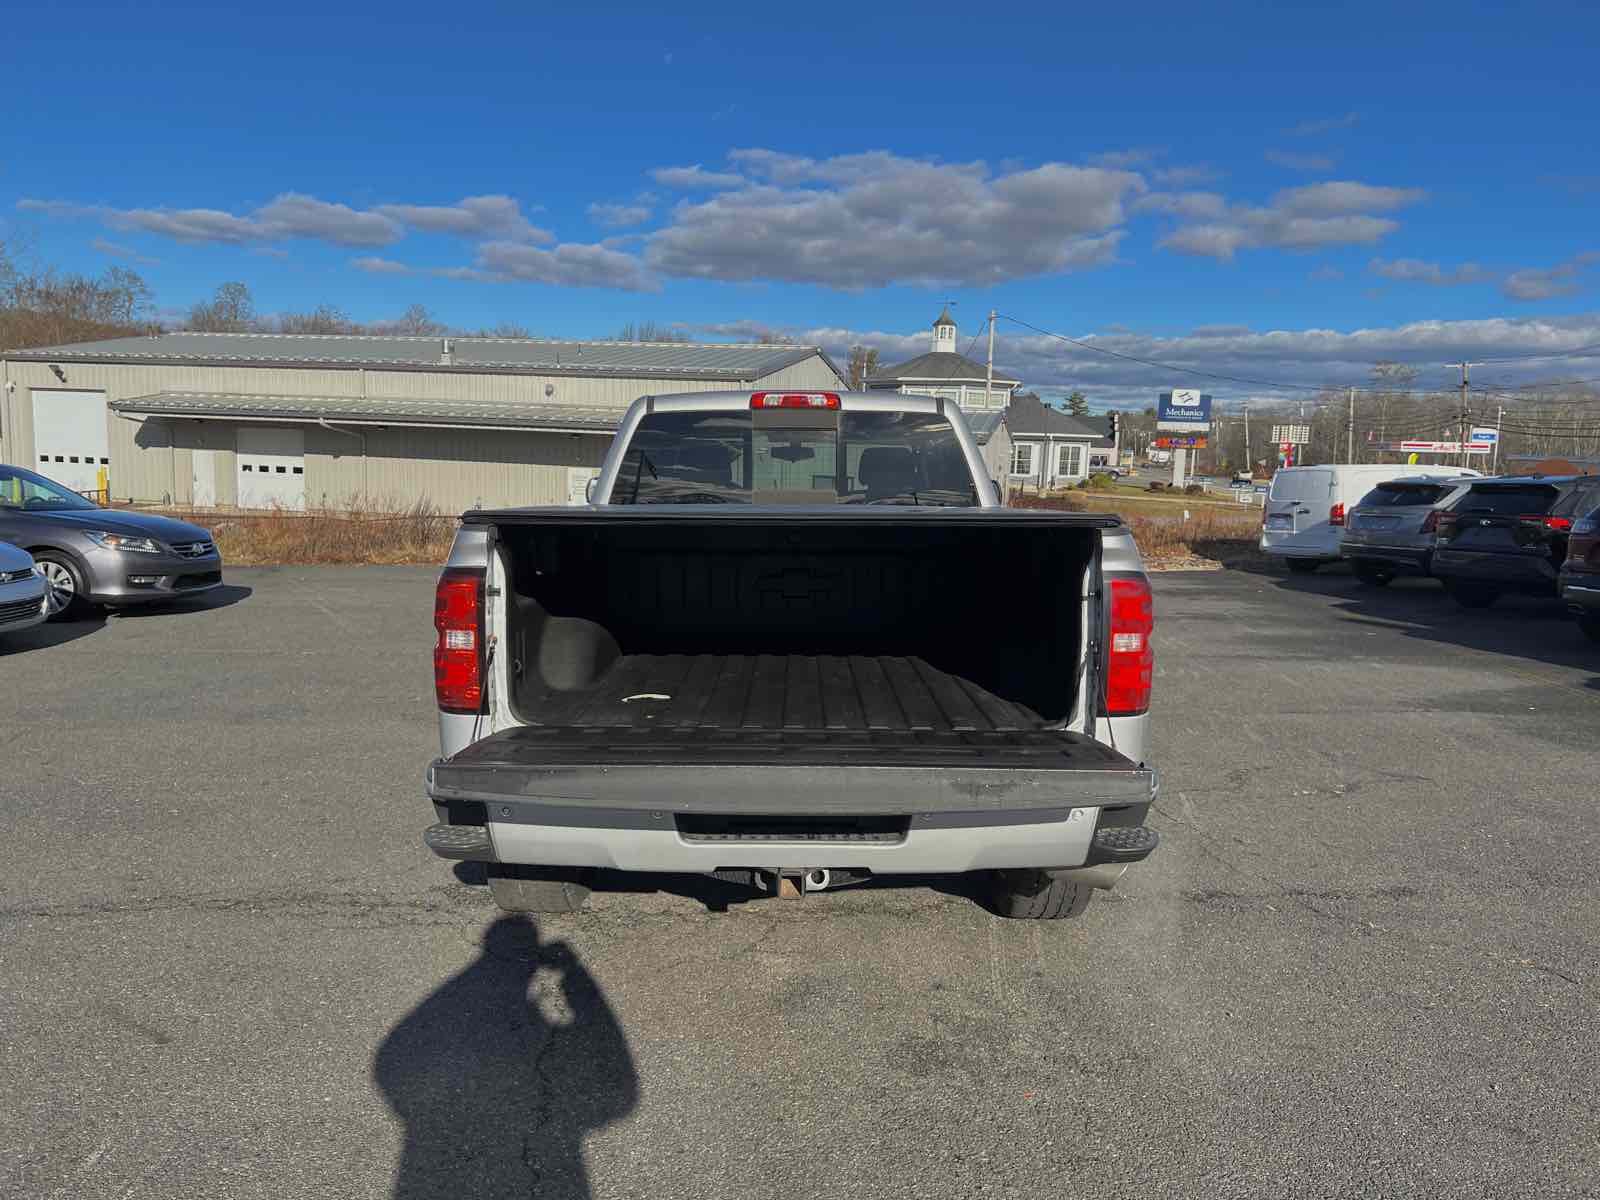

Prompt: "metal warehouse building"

[0,332,844,511]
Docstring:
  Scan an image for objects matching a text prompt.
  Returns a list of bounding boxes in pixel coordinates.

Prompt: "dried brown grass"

[1010,492,1264,566]
[127,497,459,566]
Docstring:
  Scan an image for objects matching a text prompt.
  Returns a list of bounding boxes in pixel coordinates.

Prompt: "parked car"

[1558,501,1600,641]
[1262,464,1481,572]
[422,390,1160,921]
[0,463,223,619]
[1338,475,1482,585]
[1432,475,1600,608]
[0,541,48,636]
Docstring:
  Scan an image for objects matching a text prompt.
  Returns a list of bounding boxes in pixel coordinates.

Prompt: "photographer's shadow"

[374,916,637,1200]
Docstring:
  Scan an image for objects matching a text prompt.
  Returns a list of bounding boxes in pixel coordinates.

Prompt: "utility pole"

[1448,361,1481,468]
[1493,404,1504,474]
[984,309,996,410]
[1347,386,1356,463]
[1242,400,1251,475]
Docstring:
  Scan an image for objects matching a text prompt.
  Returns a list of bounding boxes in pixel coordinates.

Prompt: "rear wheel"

[488,864,593,913]
[33,553,91,620]
[1579,615,1600,644]
[1285,559,1320,575]
[1352,561,1394,587]
[989,869,1093,920]
[1449,583,1499,609]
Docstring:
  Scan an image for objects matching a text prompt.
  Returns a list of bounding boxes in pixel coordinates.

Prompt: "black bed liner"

[520,653,1047,736]
[432,654,1153,818]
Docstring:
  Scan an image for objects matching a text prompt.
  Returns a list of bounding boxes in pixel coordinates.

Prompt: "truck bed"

[432,653,1153,817]
[522,652,1045,736]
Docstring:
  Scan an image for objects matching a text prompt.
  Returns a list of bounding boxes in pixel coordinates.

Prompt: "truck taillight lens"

[1105,575,1154,717]
[750,391,840,409]
[1543,515,1573,532]
[434,568,484,713]
[1435,511,1459,537]
[1421,509,1440,534]
[1329,502,1345,526]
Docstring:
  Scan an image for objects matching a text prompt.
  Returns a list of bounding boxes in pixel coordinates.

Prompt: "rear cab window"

[612,408,979,506]
[1550,480,1600,517]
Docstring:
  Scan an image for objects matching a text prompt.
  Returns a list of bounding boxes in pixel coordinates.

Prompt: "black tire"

[1286,559,1320,575]
[32,552,92,621]
[487,864,592,913]
[1579,615,1600,644]
[989,869,1093,920]
[1352,562,1394,587]
[1449,583,1499,610]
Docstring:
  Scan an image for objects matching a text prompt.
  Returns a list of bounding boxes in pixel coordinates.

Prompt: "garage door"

[236,427,307,510]
[31,389,110,495]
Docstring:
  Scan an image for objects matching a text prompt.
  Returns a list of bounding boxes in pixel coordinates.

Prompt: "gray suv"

[1339,474,1480,586]
[0,463,223,619]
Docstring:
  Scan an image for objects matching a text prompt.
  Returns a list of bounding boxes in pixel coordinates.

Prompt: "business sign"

[1153,434,1208,449]
[1157,389,1213,432]
[1373,440,1491,455]
[1271,424,1311,445]
[1470,427,1498,445]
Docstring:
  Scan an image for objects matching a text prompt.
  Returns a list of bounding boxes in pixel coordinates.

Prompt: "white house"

[1004,394,1118,489]
[866,308,1020,411]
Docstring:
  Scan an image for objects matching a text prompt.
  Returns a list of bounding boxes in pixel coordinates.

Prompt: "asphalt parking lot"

[4,564,1597,1199]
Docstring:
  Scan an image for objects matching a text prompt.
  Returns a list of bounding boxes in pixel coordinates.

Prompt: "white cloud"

[1287,112,1361,137]
[466,239,659,291]
[649,164,746,190]
[789,313,1600,406]
[1150,180,1424,260]
[21,192,544,249]
[587,202,652,228]
[1369,257,1490,286]
[645,151,1144,288]
[1275,181,1425,216]
[373,195,547,242]
[91,237,158,266]
[351,256,413,275]
[1502,253,1600,301]
[1265,150,1336,172]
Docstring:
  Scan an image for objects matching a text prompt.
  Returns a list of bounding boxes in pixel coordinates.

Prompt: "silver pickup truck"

[423,390,1158,919]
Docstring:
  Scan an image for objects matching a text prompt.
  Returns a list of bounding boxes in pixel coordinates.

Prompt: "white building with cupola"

[866,308,1021,411]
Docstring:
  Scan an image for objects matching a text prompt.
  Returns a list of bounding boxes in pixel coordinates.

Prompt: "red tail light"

[1421,509,1440,534]
[1543,516,1573,532]
[750,392,840,409]
[434,568,484,713]
[1435,511,1459,537]
[1104,575,1154,716]
[1329,502,1345,526]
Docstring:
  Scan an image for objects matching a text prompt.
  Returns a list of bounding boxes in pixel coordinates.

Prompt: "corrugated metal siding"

[2,351,837,509]
[748,358,848,390]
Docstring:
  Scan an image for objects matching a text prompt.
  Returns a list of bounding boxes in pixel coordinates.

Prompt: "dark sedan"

[0,463,223,619]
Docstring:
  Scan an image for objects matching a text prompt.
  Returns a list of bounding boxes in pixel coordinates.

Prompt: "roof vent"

[440,337,454,366]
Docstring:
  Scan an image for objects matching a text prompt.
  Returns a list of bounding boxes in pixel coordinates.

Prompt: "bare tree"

[188,281,256,332]
[846,345,880,390]
[393,303,447,335]
[614,320,690,343]
[274,304,354,334]
[476,321,535,338]
[1,240,160,349]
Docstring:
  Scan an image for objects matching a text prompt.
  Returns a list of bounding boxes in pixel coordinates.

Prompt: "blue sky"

[6,0,1600,402]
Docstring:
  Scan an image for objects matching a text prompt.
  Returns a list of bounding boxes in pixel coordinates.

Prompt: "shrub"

[1184,483,1205,496]
[1148,481,1167,493]
[1086,472,1116,491]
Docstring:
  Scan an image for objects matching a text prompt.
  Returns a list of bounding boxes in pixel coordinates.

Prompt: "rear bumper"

[1431,550,1558,593]
[1560,572,1600,615]
[1340,545,1432,573]
[424,752,1159,875]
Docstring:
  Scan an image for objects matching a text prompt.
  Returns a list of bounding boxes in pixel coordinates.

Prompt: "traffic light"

[1106,411,1120,441]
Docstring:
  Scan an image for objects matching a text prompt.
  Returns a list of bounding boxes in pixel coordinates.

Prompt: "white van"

[1260,465,1480,572]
